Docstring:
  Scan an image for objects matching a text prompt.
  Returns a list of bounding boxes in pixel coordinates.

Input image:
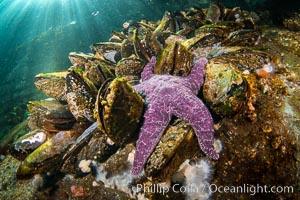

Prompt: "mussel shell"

[109,31,127,42]
[84,60,115,88]
[144,120,192,177]
[194,25,231,46]
[27,99,76,132]
[154,42,194,76]
[91,42,122,63]
[221,29,260,46]
[115,56,145,85]
[102,143,134,177]
[147,124,200,181]
[120,39,135,58]
[283,14,300,31]
[132,28,152,61]
[16,130,79,178]
[42,117,75,132]
[68,52,94,67]
[153,11,176,34]
[224,7,241,21]
[95,78,144,145]
[66,71,96,124]
[34,72,67,102]
[211,47,270,71]
[205,2,223,23]
[95,78,113,135]
[9,129,48,161]
[203,59,247,116]
[196,24,229,34]
[60,122,110,174]
[75,130,119,164]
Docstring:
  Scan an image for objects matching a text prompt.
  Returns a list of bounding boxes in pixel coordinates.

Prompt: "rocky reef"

[0,2,299,200]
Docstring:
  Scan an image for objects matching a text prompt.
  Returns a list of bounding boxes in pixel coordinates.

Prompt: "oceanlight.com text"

[209,184,293,196]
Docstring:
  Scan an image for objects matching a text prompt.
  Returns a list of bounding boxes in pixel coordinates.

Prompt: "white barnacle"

[79,159,92,173]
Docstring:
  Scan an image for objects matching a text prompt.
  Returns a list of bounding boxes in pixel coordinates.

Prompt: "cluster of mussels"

[7,2,299,199]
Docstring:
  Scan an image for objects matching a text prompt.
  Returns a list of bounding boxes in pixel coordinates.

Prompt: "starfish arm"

[184,57,208,94]
[131,99,171,175]
[172,92,219,160]
[141,56,156,81]
[133,84,143,94]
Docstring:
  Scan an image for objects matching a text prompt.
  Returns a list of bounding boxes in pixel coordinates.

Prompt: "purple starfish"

[131,56,219,175]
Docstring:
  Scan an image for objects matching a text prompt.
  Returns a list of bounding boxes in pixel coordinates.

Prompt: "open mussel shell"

[95,78,144,145]
[91,42,122,63]
[27,99,76,132]
[34,72,68,102]
[154,42,194,76]
[83,60,116,88]
[9,129,49,161]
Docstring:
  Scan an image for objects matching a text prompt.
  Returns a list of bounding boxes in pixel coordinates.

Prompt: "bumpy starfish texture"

[132,56,219,175]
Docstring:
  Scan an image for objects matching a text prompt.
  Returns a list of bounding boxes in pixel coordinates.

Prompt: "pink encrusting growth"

[132,56,219,175]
